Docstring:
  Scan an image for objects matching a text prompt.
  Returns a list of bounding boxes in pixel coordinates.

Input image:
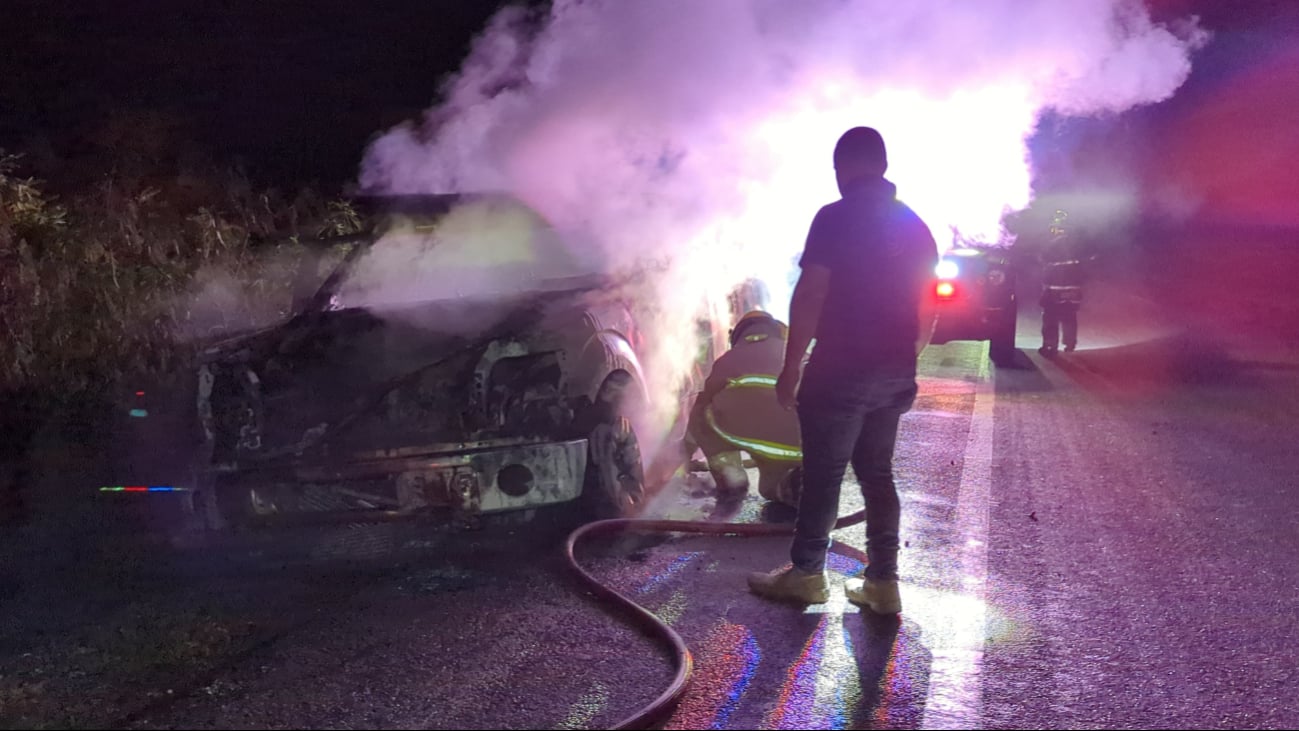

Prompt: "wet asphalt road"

[97,269,1299,730]
[3,241,1292,730]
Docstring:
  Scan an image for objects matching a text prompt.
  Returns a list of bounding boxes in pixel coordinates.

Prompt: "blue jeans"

[791,367,917,580]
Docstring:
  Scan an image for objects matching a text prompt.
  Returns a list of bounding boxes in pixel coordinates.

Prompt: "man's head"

[833,126,888,194]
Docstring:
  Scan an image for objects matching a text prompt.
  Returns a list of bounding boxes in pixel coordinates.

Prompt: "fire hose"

[563,506,871,730]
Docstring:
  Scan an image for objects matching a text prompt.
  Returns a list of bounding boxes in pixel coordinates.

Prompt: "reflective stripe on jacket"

[700,336,802,461]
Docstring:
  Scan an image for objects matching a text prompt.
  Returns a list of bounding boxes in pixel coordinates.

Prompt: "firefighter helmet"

[730,310,788,346]
[1049,209,1068,237]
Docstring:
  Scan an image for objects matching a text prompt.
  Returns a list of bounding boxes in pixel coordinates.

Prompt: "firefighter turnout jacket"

[698,334,802,462]
[1040,233,1086,306]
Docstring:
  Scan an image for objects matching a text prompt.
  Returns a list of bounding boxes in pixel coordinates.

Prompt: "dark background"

[0,0,516,188]
[1,0,1296,225]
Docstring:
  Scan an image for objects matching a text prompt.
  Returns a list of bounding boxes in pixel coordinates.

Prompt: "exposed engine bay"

[186,195,663,532]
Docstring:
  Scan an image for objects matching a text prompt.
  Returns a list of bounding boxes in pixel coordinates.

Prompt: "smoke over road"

[356,0,1206,442]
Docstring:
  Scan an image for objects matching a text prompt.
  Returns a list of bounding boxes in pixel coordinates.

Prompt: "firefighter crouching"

[684,311,803,506]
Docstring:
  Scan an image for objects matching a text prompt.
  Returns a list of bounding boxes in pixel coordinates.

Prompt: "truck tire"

[581,371,646,519]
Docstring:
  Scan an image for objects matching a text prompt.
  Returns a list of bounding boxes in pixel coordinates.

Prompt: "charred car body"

[182,194,705,534]
[928,245,1019,366]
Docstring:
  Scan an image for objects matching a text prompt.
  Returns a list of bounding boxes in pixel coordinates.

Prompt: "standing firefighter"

[1038,210,1086,355]
[684,311,803,506]
[748,126,938,614]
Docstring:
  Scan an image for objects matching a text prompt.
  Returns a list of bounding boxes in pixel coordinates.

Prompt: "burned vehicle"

[928,244,1019,366]
[185,194,681,534]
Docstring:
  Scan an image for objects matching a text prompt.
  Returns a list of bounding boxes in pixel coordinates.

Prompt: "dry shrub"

[0,151,361,402]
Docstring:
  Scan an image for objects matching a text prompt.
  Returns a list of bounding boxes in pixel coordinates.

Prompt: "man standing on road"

[747,126,938,614]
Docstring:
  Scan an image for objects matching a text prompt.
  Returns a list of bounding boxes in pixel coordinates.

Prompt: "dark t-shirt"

[799,177,938,378]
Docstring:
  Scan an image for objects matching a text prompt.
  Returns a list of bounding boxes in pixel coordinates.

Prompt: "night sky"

[2,0,1296,211]
[1,0,517,187]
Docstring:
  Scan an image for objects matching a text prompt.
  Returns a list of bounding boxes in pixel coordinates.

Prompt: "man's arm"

[917,284,937,356]
[775,263,830,410]
[783,264,830,372]
[913,218,940,356]
[776,207,834,410]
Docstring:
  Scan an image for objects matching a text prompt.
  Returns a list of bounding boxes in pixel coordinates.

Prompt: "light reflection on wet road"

[578,342,993,730]
[118,305,1299,730]
[567,298,1299,730]
[919,352,992,730]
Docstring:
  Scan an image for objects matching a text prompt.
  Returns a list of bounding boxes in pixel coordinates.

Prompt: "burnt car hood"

[201,282,600,466]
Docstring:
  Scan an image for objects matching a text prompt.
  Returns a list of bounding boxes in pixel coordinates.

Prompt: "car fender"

[574,329,650,407]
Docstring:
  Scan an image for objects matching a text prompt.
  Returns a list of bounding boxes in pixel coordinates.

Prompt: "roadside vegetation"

[0,127,362,534]
[0,150,361,402]
[0,135,368,727]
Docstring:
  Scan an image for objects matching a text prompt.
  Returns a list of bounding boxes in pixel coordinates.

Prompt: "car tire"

[581,371,647,520]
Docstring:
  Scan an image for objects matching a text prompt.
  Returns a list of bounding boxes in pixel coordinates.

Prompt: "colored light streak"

[826,552,865,578]
[653,589,689,626]
[99,486,188,492]
[763,610,862,730]
[713,630,762,729]
[557,681,611,730]
[873,626,918,728]
[636,552,702,594]
[665,621,762,731]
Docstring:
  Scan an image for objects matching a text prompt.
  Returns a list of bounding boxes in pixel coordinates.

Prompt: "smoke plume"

[357,0,1206,443]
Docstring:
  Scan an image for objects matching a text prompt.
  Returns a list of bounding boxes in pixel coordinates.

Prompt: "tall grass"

[0,151,361,403]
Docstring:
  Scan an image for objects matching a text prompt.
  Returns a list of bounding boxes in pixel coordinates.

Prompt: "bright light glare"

[935,260,960,279]
[936,281,956,298]
[357,0,1207,461]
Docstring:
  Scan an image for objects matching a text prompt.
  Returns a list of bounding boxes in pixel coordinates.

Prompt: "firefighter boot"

[845,574,902,614]
[747,565,830,604]
[757,463,802,507]
[707,450,750,498]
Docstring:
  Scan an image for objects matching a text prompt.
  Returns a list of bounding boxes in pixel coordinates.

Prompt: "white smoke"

[173,251,305,344]
[335,194,598,310]
[357,0,1206,445]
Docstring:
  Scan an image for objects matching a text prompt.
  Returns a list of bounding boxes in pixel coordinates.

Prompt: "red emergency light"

[935,281,956,299]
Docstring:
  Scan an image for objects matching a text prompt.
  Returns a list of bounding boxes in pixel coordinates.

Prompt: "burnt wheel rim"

[591,418,645,515]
